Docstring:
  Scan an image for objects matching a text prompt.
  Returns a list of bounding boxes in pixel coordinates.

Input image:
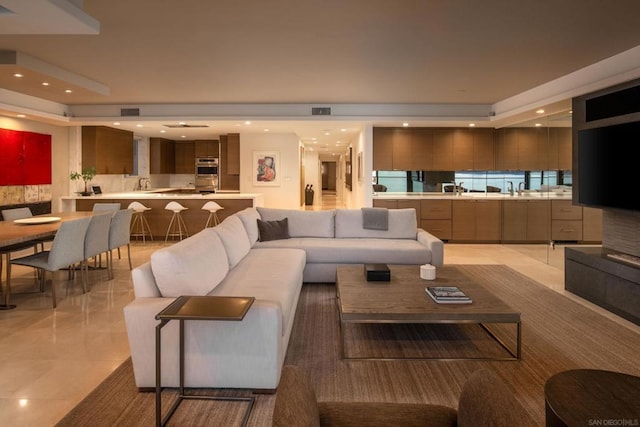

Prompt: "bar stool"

[165,201,189,242]
[202,201,224,228]
[128,201,153,243]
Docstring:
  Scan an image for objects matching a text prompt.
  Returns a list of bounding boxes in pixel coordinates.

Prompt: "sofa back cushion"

[235,207,261,245]
[212,215,252,268]
[335,208,417,239]
[151,228,229,297]
[257,207,335,238]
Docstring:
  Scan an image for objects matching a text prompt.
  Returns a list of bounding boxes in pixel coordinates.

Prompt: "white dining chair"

[107,209,133,279]
[82,213,112,290]
[9,216,92,308]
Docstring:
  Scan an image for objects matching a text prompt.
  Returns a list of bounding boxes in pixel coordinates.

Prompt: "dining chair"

[9,216,92,308]
[1,207,53,251]
[82,213,112,290]
[107,209,133,279]
[92,203,122,212]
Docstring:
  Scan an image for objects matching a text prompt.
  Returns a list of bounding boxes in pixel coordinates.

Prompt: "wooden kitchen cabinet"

[174,141,195,174]
[432,129,454,170]
[452,129,474,170]
[548,127,572,170]
[502,199,551,242]
[372,199,397,209]
[452,199,501,242]
[420,199,452,240]
[473,128,496,170]
[412,128,433,170]
[552,200,583,241]
[218,134,240,191]
[82,126,134,175]
[397,199,420,218]
[390,128,413,170]
[194,140,219,157]
[150,137,175,174]
[226,133,240,175]
[496,128,519,170]
[372,128,394,170]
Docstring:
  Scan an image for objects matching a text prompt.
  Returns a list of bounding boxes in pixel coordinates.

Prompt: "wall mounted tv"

[577,121,640,211]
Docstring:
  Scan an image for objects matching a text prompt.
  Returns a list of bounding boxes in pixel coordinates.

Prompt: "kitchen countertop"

[372,191,573,200]
[61,188,262,200]
[60,189,265,211]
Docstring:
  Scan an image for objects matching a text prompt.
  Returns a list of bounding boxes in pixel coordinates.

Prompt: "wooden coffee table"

[336,264,521,360]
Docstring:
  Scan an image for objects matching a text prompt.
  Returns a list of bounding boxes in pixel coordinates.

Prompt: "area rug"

[56,265,640,426]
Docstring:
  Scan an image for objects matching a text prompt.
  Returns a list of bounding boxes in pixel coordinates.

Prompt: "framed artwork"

[357,151,363,182]
[253,151,280,186]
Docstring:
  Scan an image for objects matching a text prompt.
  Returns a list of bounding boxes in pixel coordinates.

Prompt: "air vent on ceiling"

[163,124,210,128]
[312,107,331,116]
[120,108,140,117]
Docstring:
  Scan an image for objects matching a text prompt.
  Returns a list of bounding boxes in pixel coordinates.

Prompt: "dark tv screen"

[577,121,639,211]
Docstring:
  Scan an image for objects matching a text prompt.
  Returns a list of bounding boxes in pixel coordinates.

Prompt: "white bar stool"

[165,201,189,242]
[128,201,153,243]
[202,201,224,228]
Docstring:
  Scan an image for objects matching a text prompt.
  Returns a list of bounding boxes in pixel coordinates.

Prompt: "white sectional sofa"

[124,206,443,391]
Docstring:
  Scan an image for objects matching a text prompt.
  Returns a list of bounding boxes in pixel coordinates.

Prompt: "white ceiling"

[2,0,640,157]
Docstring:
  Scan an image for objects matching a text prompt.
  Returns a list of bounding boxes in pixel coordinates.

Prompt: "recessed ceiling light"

[324,132,330,136]
[535,123,542,127]
[17,114,26,118]
[13,73,23,78]
[536,109,545,114]
[160,130,166,133]
[64,89,72,93]
[341,128,347,132]
[136,124,143,127]
[179,121,186,125]
[469,123,476,127]
[42,82,49,86]
[181,135,186,138]
[244,121,251,125]
[402,122,409,127]
[264,129,269,132]
[113,122,120,125]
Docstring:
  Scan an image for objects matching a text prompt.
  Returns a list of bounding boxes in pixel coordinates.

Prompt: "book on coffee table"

[425,286,472,304]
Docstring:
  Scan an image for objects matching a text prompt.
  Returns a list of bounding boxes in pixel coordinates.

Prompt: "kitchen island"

[61,189,263,239]
[373,191,602,243]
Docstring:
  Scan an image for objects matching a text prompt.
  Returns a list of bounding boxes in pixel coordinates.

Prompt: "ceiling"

[2,0,640,157]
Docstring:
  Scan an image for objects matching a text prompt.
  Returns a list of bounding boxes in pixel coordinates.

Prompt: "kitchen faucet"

[508,181,514,196]
[518,182,524,196]
[457,182,464,196]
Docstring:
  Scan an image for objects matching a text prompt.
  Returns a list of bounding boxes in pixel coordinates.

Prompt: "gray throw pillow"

[257,218,290,242]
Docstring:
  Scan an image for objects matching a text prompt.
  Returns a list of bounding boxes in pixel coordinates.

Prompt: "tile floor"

[1,194,638,426]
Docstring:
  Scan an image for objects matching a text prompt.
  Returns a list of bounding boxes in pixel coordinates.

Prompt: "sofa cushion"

[258,218,290,242]
[151,228,229,297]
[235,207,261,245]
[257,207,335,238]
[213,215,252,268]
[335,208,417,239]
[254,237,430,265]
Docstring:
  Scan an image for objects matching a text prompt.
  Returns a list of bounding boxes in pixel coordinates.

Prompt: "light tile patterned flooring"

[0,193,638,426]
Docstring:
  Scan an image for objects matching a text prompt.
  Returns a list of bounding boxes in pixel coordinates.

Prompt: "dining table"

[0,211,95,310]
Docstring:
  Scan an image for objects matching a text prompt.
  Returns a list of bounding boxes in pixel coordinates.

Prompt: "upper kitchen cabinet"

[496,127,554,171]
[432,129,454,170]
[472,128,496,170]
[372,128,394,170]
[82,126,134,175]
[373,127,495,171]
[226,133,240,175]
[548,127,572,170]
[195,139,220,157]
[149,137,175,174]
[174,141,195,174]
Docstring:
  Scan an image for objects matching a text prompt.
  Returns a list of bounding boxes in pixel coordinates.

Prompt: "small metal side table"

[155,295,256,427]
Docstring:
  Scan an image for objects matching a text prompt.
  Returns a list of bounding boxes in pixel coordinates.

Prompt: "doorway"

[322,161,337,191]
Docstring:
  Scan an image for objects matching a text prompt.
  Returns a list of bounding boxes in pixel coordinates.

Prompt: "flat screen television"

[576,121,640,211]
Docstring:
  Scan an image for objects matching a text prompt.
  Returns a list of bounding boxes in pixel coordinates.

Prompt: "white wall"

[239,132,302,208]
[342,127,371,208]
